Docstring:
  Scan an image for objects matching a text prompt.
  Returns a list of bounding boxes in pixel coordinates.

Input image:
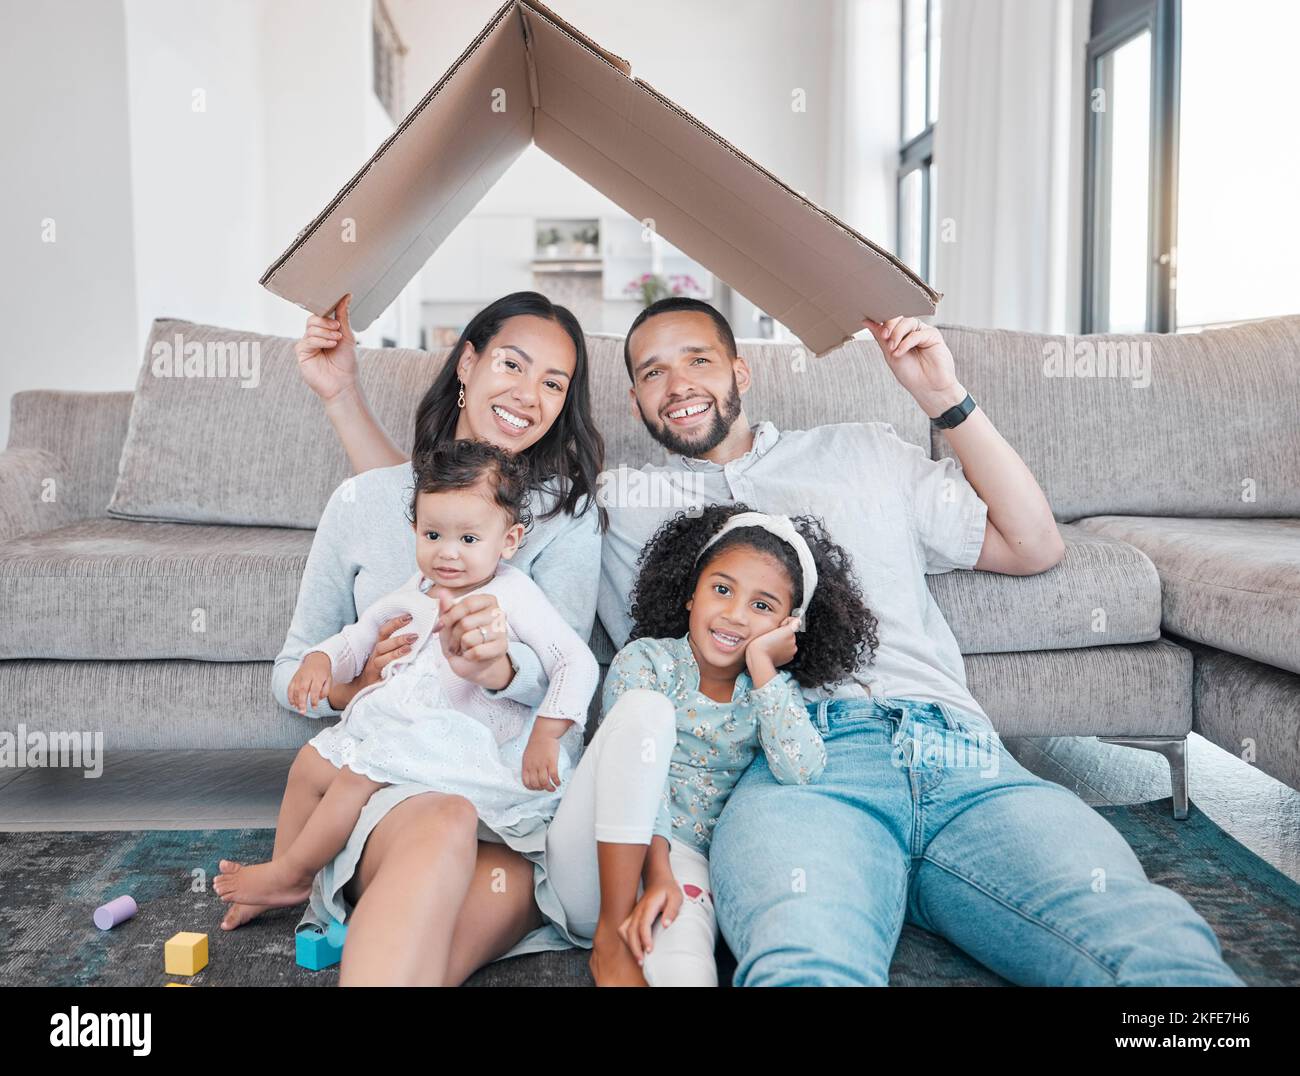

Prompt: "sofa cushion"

[927,522,1161,653]
[1183,639,1300,792]
[934,315,1300,521]
[1074,517,1300,675]
[106,318,450,529]
[591,522,1162,662]
[0,518,313,660]
[105,319,926,528]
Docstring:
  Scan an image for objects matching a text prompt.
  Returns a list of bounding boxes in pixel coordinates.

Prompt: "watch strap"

[930,392,976,430]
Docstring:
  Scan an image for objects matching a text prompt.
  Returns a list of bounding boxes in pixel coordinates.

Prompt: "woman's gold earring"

[457,380,466,409]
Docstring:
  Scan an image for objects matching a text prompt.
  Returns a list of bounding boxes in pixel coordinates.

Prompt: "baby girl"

[214,439,598,913]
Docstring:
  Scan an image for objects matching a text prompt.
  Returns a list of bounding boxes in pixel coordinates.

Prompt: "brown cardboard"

[259,0,940,357]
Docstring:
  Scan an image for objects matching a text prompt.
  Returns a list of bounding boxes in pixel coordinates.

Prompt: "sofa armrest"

[6,390,134,523]
[0,447,77,541]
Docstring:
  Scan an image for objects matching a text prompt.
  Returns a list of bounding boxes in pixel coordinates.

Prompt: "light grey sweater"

[272,462,602,721]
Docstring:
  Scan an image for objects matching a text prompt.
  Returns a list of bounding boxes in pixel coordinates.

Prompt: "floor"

[1,734,1297,882]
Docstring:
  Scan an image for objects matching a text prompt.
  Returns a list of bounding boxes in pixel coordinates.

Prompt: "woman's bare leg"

[442,841,544,986]
[337,792,482,985]
[215,764,386,908]
[219,745,338,930]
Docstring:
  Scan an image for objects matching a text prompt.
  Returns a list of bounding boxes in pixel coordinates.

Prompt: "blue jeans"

[709,697,1244,986]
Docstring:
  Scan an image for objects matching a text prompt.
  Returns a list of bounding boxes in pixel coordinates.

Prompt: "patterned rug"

[1,799,1296,986]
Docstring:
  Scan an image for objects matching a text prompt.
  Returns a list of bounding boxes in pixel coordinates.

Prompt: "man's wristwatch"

[930,392,977,430]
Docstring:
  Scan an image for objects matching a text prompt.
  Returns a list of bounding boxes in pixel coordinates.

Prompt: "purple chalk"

[93,894,137,930]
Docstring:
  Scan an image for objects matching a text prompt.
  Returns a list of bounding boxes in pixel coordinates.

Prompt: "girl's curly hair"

[627,503,879,691]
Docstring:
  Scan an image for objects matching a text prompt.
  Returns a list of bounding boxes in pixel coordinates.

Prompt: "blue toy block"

[325,919,348,947]
[295,921,346,971]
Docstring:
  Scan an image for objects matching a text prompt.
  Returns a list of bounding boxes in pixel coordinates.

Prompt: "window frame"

[1082,0,1181,333]
[897,0,939,284]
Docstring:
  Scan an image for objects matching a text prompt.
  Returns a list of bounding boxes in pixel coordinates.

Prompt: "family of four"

[211,290,1242,987]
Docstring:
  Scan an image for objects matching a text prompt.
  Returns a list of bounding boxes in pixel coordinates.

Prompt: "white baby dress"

[306,562,598,835]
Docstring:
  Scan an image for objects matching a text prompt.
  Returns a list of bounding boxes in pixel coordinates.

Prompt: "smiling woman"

[265,290,610,984]
[410,294,607,528]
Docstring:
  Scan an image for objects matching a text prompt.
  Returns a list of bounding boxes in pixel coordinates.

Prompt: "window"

[1085,0,1299,332]
[372,0,406,124]
[1175,1,1300,329]
[897,0,941,283]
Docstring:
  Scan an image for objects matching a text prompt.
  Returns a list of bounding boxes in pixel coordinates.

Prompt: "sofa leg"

[1096,736,1189,819]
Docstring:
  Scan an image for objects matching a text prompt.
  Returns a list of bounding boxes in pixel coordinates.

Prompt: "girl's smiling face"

[685,543,795,678]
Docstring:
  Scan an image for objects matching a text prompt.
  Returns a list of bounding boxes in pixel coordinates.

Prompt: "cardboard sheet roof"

[259,0,941,357]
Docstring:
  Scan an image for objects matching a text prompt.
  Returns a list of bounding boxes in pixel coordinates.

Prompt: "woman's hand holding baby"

[432,588,514,691]
[744,615,800,689]
[288,651,334,715]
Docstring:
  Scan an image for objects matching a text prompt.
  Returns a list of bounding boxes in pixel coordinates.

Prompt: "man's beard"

[640,378,743,458]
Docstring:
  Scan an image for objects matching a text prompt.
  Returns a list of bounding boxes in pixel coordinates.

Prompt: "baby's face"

[412,482,522,595]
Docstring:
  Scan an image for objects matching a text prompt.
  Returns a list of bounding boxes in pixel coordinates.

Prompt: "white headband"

[694,512,818,630]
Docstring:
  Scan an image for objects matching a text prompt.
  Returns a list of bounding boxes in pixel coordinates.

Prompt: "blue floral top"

[601,634,828,856]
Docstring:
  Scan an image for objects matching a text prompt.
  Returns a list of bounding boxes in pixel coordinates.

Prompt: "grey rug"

[1,799,1296,986]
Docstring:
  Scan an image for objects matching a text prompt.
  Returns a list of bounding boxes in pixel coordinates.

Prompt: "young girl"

[543,503,879,986]
[214,439,599,913]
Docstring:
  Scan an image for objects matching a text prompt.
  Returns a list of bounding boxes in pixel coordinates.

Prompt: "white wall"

[0,0,902,444]
[0,0,140,449]
[125,0,406,347]
[0,0,420,448]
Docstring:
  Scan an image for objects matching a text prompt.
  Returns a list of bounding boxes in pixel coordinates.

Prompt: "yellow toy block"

[164,931,208,975]
[164,983,192,987]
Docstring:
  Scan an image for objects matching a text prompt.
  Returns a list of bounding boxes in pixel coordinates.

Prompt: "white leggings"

[545,689,719,987]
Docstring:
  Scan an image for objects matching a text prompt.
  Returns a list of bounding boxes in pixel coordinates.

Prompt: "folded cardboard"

[259,0,940,356]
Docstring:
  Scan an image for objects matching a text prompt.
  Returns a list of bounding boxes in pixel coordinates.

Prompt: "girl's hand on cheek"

[746,616,800,672]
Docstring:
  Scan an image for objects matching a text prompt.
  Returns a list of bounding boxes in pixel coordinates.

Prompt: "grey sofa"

[2,313,1298,827]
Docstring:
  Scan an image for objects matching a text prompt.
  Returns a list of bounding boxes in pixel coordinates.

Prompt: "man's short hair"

[623,297,739,381]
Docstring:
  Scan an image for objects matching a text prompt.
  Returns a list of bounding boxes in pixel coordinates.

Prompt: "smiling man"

[597,296,1243,987]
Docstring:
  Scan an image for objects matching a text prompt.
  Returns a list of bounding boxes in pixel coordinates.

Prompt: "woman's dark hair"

[627,503,879,691]
[412,291,607,531]
[407,439,533,535]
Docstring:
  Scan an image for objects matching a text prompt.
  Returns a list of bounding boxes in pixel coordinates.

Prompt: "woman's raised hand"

[294,293,358,403]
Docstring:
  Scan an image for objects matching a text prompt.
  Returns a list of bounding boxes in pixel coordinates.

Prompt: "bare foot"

[213,857,312,909]
[589,923,648,987]
[219,900,268,931]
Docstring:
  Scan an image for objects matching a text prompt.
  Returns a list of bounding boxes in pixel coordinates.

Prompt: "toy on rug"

[93,894,137,930]
[164,931,208,976]
[295,919,347,971]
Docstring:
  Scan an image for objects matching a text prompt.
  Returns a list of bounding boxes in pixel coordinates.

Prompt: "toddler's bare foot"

[589,922,648,987]
[215,861,268,929]
[214,857,312,909]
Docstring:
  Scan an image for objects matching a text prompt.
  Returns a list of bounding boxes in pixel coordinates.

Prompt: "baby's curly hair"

[407,439,533,532]
[627,503,879,691]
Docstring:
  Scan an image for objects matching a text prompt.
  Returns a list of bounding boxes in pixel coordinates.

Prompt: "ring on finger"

[479,626,489,644]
